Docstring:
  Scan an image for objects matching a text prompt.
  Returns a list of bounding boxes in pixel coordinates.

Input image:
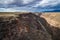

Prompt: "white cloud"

[0,0,14,4]
[0,0,60,7]
[0,8,27,12]
[0,0,60,12]
[0,8,19,12]
[22,0,34,4]
[0,0,34,5]
[33,0,60,7]
[0,7,35,12]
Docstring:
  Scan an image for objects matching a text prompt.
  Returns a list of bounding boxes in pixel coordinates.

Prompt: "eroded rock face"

[0,13,52,40]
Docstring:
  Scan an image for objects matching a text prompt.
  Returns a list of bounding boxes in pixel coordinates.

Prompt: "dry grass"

[41,12,60,27]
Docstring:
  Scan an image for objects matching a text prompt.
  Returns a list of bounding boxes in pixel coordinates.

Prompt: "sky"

[0,0,60,12]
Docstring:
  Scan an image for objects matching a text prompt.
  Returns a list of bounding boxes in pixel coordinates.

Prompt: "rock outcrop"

[0,13,52,40]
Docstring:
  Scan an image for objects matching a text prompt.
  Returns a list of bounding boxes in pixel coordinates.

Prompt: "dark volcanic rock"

[0,13,52,40]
